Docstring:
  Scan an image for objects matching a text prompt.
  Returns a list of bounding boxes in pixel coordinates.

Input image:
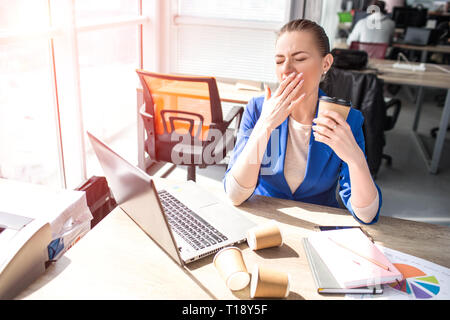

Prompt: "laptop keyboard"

[158,190,228,250]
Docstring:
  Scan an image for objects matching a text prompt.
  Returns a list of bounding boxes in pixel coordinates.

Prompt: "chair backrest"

[349,41,388,59]
[136,70,223,142]
[320,67,386,176]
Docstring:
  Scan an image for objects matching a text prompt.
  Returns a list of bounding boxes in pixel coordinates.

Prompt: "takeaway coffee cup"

[246,220,283,251]
[250,264,291,298]
[213,247,250,291]
[318,96,351,120]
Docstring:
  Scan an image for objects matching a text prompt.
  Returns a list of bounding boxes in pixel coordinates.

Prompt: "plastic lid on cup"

[319,96,351,107]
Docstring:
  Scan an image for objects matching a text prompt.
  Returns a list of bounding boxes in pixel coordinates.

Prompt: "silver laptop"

[87,131,256,266]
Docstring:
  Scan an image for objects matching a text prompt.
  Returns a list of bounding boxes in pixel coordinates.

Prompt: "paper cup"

[318,96,351,120]
[250,264,291,298]
[246,220,283,251]
[213,247,250,291]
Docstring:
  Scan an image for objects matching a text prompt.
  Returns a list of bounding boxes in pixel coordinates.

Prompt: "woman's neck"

[290,89,318,125]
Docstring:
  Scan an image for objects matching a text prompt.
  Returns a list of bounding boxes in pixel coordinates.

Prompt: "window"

[178,0,288,22]
[0,1,61,187]
[78,26,140,180]
[75,0,139,22]
[0,0,153,189]
[172,0,292,83]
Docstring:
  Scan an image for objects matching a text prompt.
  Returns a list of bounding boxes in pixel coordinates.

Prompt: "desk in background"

[136,81,264,172]
[16,178,450,300]
[367,58,450,174]
[391,43,450,63]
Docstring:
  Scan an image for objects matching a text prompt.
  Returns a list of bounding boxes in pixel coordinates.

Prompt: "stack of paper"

[0,212,51,299]
[0,178,92,260]
[304,228,403,293]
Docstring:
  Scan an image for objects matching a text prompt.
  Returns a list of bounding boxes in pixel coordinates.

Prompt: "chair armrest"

[384,98,401,131]
[139,105,156,159]
[223,105,244,128]
[140,104,154,121]
[211,105,244,135]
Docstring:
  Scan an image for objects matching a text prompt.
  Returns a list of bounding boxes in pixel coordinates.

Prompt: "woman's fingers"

[264,84,271,100]
[312,114,338,130]
[279,73,304,103]
[289,92,306,112]
[285,78,304,105]
[313,131,331,145]
[312,109,353,148]
[284,92,306,117]
[317,110,347,127]
[273,72,295,97]
[312,123,334,139]
[274,72,302,98]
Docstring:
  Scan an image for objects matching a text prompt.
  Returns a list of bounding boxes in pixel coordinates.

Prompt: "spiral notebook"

[306,228,403,289]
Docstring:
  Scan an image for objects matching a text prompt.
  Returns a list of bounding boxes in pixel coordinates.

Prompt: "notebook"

[302,238,383,294]
[307,228,403,289]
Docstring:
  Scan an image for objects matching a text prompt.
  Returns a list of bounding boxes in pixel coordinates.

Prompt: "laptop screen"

[404,27,431,46]
[87,131,183,266]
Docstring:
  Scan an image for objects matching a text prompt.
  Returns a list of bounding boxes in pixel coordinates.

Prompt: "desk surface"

[368,58,450,89]
[137,81,263,105]
[392,43,450,54]
[17,179,450,300]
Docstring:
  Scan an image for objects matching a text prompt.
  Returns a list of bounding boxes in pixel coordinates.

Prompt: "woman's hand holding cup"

[312,109,365,166]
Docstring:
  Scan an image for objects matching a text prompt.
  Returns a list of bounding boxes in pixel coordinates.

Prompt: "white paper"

[0,179,92,239]
[346,245,450,300]
[0,212,33,230]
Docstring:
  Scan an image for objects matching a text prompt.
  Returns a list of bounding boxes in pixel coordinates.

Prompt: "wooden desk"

[368,58,450,88]
[16,180,450,300]
[391,43,450,62]
[136,82,263,171]
[367,58,450,174]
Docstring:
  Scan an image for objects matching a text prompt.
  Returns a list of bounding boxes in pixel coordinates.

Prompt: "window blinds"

[174,0,290,83]
[176,25,278,83]
[178,0,287,22]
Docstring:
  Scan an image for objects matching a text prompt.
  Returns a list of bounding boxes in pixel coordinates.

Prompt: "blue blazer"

[223,89,382,225]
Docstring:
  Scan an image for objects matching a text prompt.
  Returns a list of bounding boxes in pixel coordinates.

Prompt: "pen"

[328,237,391,272]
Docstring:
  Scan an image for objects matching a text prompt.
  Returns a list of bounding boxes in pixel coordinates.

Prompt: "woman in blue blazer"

[223,19,382,225]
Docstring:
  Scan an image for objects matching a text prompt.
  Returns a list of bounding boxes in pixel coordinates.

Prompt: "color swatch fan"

[389,264,440,299]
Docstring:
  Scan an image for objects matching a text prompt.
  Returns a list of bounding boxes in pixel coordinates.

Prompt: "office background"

[1,0,449,226]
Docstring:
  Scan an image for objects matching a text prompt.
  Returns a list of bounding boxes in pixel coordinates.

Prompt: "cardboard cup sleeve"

[246,220,283,250]
[213,247,250,291]
[318,100,350,120]
[250,264,291,298]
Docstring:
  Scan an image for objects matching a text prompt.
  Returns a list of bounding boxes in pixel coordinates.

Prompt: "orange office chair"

[349,41,389,59]
[136,70,244,181]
